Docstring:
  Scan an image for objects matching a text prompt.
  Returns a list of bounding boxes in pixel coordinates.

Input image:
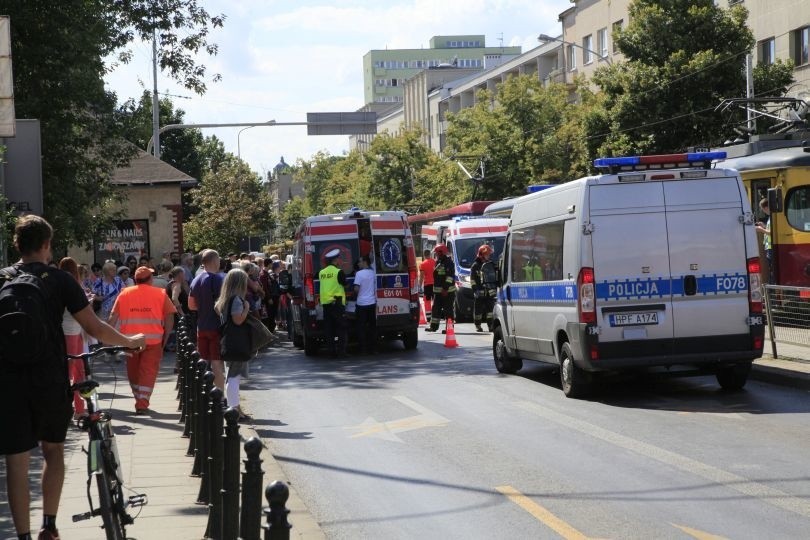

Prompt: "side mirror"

[768,187,783,213]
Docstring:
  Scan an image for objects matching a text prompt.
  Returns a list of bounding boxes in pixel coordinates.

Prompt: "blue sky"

[103,0,570,178]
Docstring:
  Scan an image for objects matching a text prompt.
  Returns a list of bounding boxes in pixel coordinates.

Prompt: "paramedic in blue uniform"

[319,248,348,357]
[426,244,456,332]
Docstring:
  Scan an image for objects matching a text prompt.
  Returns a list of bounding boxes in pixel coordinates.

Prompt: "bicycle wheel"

[96,454,126,540]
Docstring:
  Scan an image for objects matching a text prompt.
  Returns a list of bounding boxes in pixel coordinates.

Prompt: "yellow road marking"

[671,523,728,540]
[496,485,590,540]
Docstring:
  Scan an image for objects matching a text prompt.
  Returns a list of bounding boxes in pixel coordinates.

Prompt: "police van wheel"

[560,342,590,398]
[493,326,522,374]
[716,362,751,391]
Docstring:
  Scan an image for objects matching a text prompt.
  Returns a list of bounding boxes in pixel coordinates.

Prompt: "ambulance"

[492,152,765,397]
[420,216,509,320]
[289,209,420,355]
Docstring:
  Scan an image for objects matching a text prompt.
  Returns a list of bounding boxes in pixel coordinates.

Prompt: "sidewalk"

[0,353,325,540]
[753,335,810,389]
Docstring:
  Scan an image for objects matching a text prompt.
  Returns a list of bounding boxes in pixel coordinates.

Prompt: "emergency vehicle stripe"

[596,273,748,301]
[455,225,509,234]
[506,282,578,303]
[370,219,406,231]
[309,223,357,235]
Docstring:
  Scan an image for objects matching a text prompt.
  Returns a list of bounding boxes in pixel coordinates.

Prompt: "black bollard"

[176,330,188,405]
[263,481,291,540]
[205,387,226,539]
[221,407,241,540]
[196,370,214,504]
[184,350,200,440]
[191,359,208,474]
[239,437,264,540]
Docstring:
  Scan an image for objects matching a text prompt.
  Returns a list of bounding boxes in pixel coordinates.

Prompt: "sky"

[103,0,571,179]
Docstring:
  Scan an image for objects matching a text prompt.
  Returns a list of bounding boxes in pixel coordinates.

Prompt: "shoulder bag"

[220,296,252,361]
[245,313,275,352]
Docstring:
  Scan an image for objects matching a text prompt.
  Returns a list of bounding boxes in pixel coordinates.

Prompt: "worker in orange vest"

[109,266,177,414]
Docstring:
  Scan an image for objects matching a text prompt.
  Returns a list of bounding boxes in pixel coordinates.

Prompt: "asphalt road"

[242,324,810,540]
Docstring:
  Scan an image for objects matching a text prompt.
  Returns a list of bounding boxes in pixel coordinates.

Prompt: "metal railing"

[764,284,810,358]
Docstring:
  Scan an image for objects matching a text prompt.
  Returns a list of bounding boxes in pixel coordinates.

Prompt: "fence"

[764,284,810,359]
[173,315,292,540]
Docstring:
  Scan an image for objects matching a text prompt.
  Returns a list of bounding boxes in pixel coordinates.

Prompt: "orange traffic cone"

[444,317,459,348]
[418,298,427,325]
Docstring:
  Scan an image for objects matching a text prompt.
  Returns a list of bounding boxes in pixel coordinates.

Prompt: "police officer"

[470,244,498,332]
[426,244,456,333]
[319,248,348,357]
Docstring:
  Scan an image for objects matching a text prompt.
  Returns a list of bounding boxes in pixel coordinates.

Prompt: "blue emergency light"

[593,151,727,172]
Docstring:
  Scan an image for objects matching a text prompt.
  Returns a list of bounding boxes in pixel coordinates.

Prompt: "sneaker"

[38,528,60,540]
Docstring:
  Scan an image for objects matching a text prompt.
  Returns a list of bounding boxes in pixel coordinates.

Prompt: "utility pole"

[152,28,161,159]
[746,53,755,134]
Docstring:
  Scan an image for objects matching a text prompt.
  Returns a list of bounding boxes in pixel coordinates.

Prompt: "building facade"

[363,35,521,105]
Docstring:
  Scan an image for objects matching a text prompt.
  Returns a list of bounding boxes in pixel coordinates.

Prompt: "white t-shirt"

[353,268,377,306]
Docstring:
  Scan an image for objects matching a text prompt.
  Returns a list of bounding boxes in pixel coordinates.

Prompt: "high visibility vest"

[319,264,346,305]
[115,285,169,345]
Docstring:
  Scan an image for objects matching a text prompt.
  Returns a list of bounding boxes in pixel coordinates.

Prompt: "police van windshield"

[454,238,505,269]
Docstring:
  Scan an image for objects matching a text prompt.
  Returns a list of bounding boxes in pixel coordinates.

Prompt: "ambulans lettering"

[378,304,399,314]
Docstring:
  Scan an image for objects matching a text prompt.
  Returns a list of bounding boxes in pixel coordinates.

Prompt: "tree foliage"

[588,0,794,155]
[4,1,223,251]
[183,159,276,252]
[445,75,590,200]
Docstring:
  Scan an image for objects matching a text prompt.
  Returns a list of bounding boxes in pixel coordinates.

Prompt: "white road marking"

[346,395,450,442]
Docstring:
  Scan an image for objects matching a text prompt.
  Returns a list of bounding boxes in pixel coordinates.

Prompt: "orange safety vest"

[115,285,170,345]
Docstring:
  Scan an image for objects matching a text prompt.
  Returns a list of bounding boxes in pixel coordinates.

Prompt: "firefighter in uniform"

[109,266,176,413]
[319,248,348,357]
[470,244,498,332]
[426,244,456,332]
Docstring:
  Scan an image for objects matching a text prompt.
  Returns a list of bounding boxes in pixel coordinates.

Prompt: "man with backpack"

[0,215,146,540]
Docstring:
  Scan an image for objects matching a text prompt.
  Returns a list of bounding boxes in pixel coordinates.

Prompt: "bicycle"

[69,346,147,540]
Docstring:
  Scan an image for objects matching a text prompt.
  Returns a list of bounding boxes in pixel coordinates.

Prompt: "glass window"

[452,237,506,270]
[509,223,564,282]
[758,37,775,64]
[598,28,608,58]
[612,20,623,54]
[786,187,810,232]
[313,241,357,277]
[794,26,810,65]
[567,44,577,71]
[583,35,594,64]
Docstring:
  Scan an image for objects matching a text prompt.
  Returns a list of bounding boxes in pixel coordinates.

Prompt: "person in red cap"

[470,243,498,332]
[109,266,177,414]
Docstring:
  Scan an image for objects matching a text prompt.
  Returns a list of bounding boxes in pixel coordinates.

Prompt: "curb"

[751,360,810,390]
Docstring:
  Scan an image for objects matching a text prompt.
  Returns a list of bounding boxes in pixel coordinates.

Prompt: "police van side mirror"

[768,187,783,213]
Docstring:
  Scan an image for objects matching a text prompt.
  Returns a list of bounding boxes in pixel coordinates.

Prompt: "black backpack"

[0,265,58,365]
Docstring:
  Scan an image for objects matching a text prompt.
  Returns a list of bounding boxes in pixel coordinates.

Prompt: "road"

[242,324,810,540]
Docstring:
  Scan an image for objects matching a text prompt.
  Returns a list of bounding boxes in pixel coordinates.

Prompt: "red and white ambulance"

[290,209,419,355]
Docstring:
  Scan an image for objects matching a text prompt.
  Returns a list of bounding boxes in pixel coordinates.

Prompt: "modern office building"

[362,35,521,104]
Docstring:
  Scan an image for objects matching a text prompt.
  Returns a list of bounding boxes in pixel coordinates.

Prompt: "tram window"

[785,187,810,231]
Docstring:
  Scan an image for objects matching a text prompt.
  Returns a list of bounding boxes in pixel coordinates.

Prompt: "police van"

[290,209,419,355]
[492,152,765,397]
[421,217,509,320]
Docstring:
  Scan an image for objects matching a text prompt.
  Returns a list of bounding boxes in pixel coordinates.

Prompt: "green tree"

[4,1,223,251]
[589,0,794,155]
[183,159,276,252]
[278,196,310,240]
[364,128,432,210]
[446,75,588,199]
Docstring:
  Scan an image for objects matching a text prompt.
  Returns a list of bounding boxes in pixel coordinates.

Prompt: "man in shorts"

[189,249,225,390]
[1,215,146,540]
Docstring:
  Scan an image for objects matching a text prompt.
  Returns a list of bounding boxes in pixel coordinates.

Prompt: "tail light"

[747,258,763,314]
[577,267,596,324]
[304,273,316,309]
[409,267,418,302]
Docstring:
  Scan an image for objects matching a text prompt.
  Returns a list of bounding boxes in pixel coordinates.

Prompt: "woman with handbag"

[215,268,252,421]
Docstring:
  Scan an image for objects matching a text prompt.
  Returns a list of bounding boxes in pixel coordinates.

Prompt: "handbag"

[220,297,252,361]
[245,313,275,352]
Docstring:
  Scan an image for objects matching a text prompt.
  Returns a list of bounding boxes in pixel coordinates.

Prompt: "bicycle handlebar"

[66,346,136,361]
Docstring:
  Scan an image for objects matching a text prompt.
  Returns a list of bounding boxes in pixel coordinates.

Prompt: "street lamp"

[237,120,276,159]
[537,33,613,65]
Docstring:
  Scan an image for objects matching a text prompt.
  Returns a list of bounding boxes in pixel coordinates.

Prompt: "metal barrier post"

[205,387,225,538]
[764,284,779,358]
[239,437,264,540]
[263,481,291,540]
[191,359,207,469]
[197,370,214,504]
[184,350,200,443]
[221,407,241,540]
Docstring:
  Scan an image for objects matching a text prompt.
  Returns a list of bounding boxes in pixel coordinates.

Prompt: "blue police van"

[492,152,765,397]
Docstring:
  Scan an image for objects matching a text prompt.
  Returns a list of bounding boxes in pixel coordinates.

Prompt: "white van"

[492,152,765,397]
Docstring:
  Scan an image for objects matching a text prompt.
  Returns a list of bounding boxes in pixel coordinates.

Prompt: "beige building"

[68,150,195,265]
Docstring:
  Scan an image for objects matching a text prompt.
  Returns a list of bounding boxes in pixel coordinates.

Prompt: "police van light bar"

[594,152,727,172]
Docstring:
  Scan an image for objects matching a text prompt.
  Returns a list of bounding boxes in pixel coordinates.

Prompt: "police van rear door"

[589,181,675,354]
[663,177,750,350]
